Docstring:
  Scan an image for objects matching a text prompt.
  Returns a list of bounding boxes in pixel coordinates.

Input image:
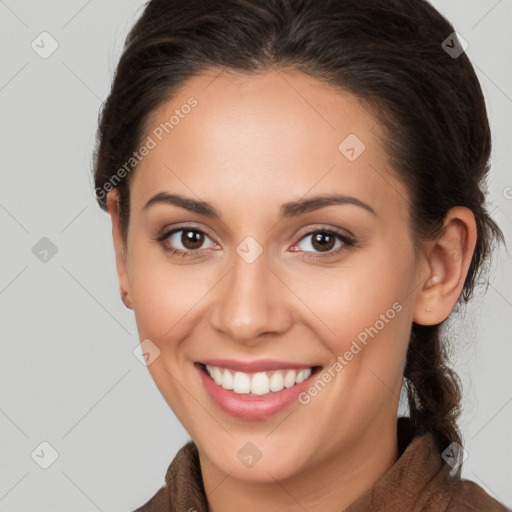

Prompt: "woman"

[92,0,509,510]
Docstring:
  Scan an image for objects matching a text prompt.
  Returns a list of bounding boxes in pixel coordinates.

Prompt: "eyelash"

[155,225,357,260]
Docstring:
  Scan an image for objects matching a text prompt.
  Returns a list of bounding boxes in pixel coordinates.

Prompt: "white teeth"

[269,371,284,392]
[212,366,223,385]
[296,368,312,383]
[223,368,234,390]
[233,371,251,394]
[204,365,314,396]
[251,372,270,395]
[284,369,297,388]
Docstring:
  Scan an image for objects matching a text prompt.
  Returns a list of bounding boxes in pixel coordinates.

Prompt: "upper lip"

[198,359,318,373]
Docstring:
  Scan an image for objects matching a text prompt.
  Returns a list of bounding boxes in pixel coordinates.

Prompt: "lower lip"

[195,363,320,420]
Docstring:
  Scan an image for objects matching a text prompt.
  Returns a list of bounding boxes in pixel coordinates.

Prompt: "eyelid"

[293,223,355,241]
[156,222,215,240]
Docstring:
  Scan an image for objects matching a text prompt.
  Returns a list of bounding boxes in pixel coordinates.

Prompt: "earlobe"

[106,189,133,310]
[121,289,133,310]
[413,207,477,326]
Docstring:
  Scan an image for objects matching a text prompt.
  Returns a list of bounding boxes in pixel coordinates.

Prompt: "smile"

[195,361,322,420]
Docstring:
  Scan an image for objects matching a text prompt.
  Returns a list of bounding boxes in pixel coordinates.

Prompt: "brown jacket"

[132,418,510,511]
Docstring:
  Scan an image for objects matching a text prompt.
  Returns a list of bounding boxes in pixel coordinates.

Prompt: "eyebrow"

[142,191,378,219]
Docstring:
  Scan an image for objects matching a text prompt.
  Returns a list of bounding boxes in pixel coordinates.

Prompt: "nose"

[209,247,294,346]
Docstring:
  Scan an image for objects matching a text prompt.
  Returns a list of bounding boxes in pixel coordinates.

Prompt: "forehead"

[131,68,408,221]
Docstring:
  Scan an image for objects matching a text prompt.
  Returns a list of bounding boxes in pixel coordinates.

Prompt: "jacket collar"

[154,417,505,512]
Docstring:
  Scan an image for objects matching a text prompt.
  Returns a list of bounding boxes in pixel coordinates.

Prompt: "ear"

[413,206,477,325]
[106,189,133,310]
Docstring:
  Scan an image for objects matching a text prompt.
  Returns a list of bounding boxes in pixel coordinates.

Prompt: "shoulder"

[443,476,511,511]
[128,441,203,512]
[130,484,170,512]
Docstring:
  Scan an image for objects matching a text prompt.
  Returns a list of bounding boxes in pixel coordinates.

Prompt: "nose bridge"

[210,240,291,343]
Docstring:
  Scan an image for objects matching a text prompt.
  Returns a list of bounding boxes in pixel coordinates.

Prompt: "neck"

[199,415,399,512]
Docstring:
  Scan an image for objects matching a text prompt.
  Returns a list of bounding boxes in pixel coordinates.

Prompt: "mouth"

[197,362,322,396]
[194,361,323,420]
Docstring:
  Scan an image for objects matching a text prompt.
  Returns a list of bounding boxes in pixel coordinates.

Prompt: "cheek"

[127,244,181,338]
[289,246,414,346]
[126,251,203,427]
[127,246,222,357]
[129,263,194,342]
[290,241,415,410]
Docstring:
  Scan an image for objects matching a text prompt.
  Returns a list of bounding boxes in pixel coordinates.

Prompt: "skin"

[106,68,477,512]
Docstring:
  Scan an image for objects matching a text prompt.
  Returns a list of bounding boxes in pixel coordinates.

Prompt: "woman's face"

[108,69,429,482]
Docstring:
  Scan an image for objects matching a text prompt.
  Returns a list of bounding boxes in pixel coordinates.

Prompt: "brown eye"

[310,231,336,252]
[180,229,205,250]
[157,227,217,257]
[294,229,355,258]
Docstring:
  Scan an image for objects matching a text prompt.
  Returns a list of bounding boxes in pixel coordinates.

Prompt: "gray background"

[0,1,511,510]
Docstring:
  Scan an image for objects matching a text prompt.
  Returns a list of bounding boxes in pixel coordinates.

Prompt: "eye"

[155,225,356,259]
[291,228,355,258]
[156,226,218,257]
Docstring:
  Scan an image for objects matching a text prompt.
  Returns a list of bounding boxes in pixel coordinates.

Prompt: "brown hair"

[92,0,506,462]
